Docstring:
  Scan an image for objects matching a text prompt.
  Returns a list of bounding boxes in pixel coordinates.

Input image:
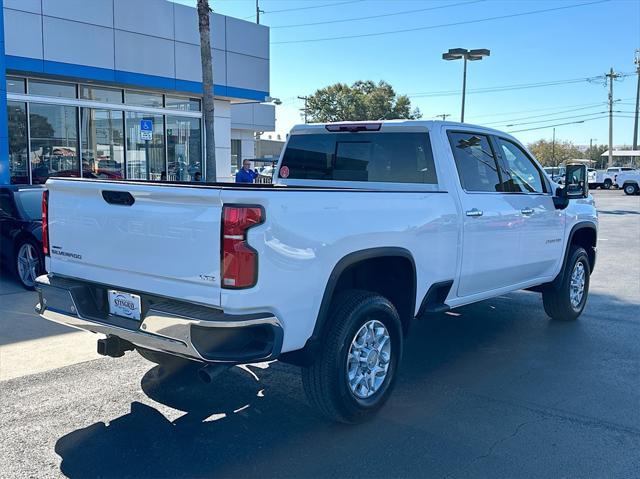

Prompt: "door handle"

[521,207,534,216]
[465,208,483,217]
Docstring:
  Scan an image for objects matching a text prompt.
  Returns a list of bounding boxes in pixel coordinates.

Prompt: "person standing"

[235,160,259,183]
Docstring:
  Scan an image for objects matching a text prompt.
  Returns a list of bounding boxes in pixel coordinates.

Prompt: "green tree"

[587,144,608,169]
[305,80,421,123]
[527,139,583,166]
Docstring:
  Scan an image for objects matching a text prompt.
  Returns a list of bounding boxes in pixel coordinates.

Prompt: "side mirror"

[564,163,588,199]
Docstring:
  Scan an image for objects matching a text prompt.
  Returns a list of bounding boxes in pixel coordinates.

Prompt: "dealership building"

[0,0,274,185]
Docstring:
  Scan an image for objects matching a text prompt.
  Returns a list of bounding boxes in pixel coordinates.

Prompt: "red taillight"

[221,205,264,289]
[42,190,49,256]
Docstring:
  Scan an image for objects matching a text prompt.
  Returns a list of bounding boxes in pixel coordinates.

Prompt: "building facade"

[0,0,274,185]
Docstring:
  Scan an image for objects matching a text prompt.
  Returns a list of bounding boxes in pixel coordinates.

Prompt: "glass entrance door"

[166,116,202,181]
[125,112,165,180]
[81,109,125,179]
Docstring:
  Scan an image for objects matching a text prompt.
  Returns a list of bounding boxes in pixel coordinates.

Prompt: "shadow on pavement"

[53,291,639,478]
[0,270,81,346]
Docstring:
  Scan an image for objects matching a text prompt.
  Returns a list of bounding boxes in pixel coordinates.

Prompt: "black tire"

[301,290,403,423]
[14,237,44,290]
[623,183,639,196]
[542,246,590,321]
[603,179,612,190]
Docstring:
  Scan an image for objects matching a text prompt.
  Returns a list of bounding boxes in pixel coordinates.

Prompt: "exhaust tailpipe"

[198,364,228,384]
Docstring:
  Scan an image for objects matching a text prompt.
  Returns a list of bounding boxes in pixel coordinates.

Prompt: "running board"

[415,280,453,318]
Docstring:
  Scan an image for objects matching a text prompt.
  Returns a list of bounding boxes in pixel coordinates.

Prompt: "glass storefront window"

[7,101,29,184]
[29,103,79,184]
[165,96,201,112]
[231,139,242,173]
[125,91,163,108]
[80,85,123,104]
[167,116,202,181]
[29,79,77,99]
[6,77,26,94]
[81,109,125,180]
[125,112,165,180]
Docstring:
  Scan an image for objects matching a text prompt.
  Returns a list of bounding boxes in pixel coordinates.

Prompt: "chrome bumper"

[35,275,283,364]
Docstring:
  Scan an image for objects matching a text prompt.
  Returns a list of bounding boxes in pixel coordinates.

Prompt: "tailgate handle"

[102,190,135,206]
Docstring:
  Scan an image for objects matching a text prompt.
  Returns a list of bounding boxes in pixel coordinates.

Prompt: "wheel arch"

[552,222,597,289]
[279,247,416,366]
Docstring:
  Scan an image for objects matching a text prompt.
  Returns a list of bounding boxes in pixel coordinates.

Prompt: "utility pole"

[436,114,451,121]
[552,127,556,166]
[605,68,623,168]
[256,0,263,24]
[633,49,640,150]
[298,95,309,123]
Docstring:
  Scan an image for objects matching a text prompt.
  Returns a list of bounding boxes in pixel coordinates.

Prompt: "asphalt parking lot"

[1,189,638,479]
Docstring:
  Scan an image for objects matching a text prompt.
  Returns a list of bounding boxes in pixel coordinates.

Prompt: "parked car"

[615,170,640,195]
[0,185,46,289]
[587,168,597,187]
[35,121,597,423]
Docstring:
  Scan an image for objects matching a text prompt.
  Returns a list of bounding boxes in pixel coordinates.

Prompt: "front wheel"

[542,246,590,321]
[302,290,403,423]
[623,184,639,195]
[15,239,43,290]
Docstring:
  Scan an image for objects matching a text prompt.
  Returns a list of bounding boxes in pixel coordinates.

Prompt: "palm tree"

[197,0,216,181]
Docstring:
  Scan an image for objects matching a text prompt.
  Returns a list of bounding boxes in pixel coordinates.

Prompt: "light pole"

[442,48,490,123]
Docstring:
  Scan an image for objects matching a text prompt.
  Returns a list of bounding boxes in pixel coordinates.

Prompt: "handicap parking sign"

[140,119,153,141]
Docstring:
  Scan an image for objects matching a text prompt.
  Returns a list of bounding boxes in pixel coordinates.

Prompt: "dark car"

[0,185,46,289]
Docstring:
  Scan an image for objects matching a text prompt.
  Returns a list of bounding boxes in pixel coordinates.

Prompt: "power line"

[272,0,609,44]
[407,73,632,99]
[244,0,365,19]
[507,115,609,133]
[504,111,610,127]
[467,101,608,120]
[483,104,608,125]
[270,0,485,29]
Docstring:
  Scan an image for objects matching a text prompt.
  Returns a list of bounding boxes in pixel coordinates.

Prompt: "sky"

[173,0,640,147]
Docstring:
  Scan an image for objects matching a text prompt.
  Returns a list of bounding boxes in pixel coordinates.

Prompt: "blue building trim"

[0,0,9,185]
[4,55,268,102]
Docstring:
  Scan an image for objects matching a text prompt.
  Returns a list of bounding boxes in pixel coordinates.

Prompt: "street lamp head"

[442,48,467,60]
[468,48,490,58]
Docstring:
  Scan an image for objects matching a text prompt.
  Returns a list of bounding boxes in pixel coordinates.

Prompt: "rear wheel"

[302,290,403,423]
[15,239,43,290]
[603,179,612,189]
[623,183,639,195]
[542,246,590,321]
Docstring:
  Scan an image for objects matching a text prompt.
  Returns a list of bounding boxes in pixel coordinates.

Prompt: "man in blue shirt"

[235,160,259,183]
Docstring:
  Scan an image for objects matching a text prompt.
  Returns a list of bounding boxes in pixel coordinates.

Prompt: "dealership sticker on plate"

[280,165,289,178]
[108,290,142,321]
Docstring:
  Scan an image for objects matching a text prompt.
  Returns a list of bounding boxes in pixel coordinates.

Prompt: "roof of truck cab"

[288,120,520,139]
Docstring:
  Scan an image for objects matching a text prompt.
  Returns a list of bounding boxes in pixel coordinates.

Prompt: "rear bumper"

[35,275,283,364]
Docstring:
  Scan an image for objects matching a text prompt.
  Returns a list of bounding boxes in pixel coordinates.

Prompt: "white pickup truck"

[593,166,636,189]
[36,121,598,423]
[614,170,640,195]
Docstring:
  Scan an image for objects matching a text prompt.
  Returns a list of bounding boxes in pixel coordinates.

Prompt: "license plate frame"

[108,290,142,321]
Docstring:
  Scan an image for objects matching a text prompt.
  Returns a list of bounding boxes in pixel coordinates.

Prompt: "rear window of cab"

[279,132,437,184]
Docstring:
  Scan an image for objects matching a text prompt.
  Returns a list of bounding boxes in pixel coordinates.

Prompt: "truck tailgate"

[46,179,223,307]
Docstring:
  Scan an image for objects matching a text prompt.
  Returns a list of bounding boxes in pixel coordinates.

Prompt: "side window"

[448,132,502,192]
[496,138,546,193]
[0,193,17,217]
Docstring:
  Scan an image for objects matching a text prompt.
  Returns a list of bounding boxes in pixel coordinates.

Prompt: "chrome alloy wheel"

[17,242,39,288]
[569,261,586,309]
[346,319,391,399]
